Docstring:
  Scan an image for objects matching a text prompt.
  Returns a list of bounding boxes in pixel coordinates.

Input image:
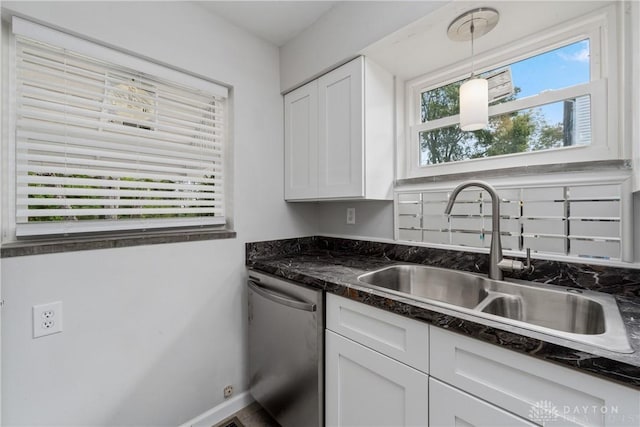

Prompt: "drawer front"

[430,378,536,427]
[430,327,640,427]
[326,293,429,373]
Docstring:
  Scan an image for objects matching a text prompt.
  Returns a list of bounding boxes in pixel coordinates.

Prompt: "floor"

[214,402,280,427]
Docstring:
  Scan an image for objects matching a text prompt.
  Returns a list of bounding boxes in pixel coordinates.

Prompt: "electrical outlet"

[346,208,356,224]
[224,385,233,398]
[33,301,63,338]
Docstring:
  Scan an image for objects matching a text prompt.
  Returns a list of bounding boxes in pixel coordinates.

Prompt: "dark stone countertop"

[246,236,640,390]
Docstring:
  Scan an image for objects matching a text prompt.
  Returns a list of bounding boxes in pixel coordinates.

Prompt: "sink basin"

[357,265,488,309]
[480,292,605,335]
[357,265,632,353]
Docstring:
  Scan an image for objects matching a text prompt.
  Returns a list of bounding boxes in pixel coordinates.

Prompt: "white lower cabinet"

[325,330,429,427]
[325,295,640,427]
[430,327,640,427]
[429,378,536,427]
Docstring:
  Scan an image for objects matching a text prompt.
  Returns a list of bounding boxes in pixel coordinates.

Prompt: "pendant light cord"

[470,18,475,78]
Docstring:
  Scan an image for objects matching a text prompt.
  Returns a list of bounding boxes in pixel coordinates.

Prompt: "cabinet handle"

[247,280,316,312]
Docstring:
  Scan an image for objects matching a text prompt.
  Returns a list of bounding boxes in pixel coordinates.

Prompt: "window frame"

[3,17,231,241]
[404,7,618,179]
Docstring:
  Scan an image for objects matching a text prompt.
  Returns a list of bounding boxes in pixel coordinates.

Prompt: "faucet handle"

[524,248,534,274]
[496,248,534,274]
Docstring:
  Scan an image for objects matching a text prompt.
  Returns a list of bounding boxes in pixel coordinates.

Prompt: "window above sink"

[403,5,619,180]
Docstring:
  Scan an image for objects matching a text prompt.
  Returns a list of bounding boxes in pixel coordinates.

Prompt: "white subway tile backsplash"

[398,203,421,215]
[570,239,620,259]
[396,180,625,260]
[569,219,620,238]
[399,193,422,202]
[422,215,449,230]
[398,228,422,242]
[523,201,565,218]
[398,215,421,229]
[422,230,449,245]
[422,201,449,216]
[570,200,620,218]
[522,218,566,235]
[524,236,566,254]
[568,184,619,199]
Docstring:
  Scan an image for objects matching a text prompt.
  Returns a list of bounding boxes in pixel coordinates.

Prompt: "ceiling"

[197,1,338,47]
[363,1,612,81]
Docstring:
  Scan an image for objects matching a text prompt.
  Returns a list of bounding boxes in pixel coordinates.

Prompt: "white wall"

[317,201,394,241]
[279,0,444,92]
[0,1,317,425]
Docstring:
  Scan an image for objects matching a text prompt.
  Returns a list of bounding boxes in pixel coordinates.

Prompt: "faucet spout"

[445,180,504,280]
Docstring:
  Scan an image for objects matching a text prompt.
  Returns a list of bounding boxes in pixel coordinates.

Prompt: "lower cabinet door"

[325,330,429,427]
[429,378,536,427]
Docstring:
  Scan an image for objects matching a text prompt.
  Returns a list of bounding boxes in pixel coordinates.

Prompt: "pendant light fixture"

[447,8,500,131]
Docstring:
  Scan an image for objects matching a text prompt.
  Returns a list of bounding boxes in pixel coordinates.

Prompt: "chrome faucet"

[444,180,531,280]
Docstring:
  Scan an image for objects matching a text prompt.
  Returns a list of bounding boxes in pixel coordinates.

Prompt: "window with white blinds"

[11,18,228,237]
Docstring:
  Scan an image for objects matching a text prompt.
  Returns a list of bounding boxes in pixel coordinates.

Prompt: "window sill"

[0,228,236,258]
[396,159,631,187]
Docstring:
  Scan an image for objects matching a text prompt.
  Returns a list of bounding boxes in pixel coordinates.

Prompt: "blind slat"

[17,83,225,129]
[18,125,223,156]
[18,155,221,180]
[18,174,222,190]
[22,198,220,207]
[17,58,225,115]
[17,99,222,143]
[18,130,223,161]
[17,164,223,184]
[20,141,220,170]
[19,186,220,200]
[18,207,223,217]
[16,216,225,237]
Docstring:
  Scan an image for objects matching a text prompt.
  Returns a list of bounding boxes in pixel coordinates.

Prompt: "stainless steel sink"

[357,265,488,309]
[357,265,632,353]
[478,290,606,335]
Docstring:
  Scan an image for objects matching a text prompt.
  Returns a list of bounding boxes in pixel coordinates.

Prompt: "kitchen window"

[7,17,229,238]
[405,9,616,179]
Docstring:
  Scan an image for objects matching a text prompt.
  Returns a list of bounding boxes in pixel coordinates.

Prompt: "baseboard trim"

[179,391,254,427]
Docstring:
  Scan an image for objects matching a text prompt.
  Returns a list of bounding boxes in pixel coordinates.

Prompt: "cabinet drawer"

[326,293,429,373]
[430,378,536,427]
[430,327,640,427]
[326,330,429,427]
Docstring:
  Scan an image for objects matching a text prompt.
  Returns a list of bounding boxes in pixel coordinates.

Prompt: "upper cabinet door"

[284,81,319,200]
[317,58,364,199]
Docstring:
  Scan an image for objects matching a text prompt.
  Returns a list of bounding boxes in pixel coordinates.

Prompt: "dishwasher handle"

[248,280,317,312]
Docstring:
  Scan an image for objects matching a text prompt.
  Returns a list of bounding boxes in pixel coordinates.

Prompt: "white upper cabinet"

[284,81,318,200]
[284,56,394,201]
[317,59,364,198]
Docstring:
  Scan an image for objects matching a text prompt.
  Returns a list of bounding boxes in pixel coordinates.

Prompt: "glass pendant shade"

[459,77,488,131]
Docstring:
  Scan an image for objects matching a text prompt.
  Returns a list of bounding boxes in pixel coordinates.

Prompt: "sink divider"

[472,291,511,312]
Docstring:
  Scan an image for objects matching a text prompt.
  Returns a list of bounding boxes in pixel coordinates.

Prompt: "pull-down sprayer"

[445,180,532,280]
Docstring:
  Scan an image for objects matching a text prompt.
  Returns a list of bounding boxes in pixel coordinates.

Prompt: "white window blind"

[12,18,228,237]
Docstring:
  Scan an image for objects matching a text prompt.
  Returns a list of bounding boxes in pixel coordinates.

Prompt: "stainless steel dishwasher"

[247,270,324,427]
